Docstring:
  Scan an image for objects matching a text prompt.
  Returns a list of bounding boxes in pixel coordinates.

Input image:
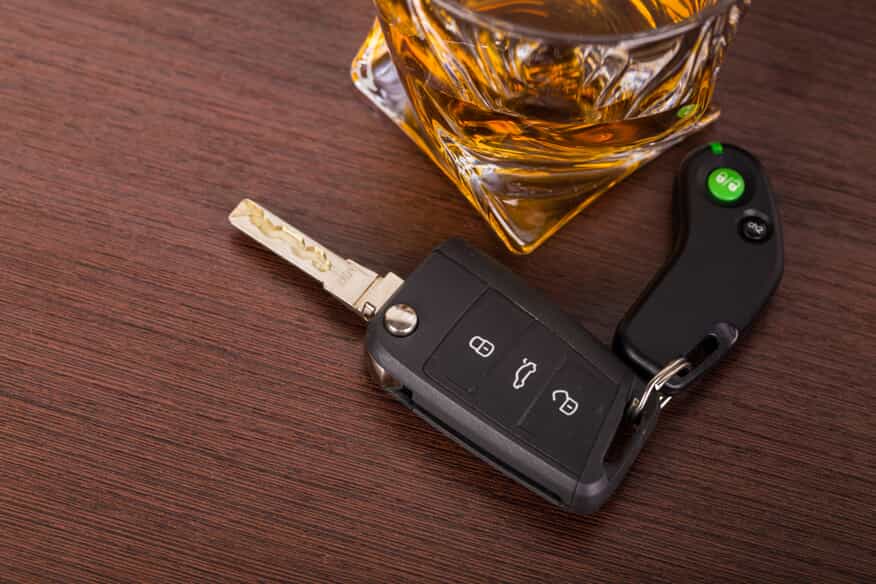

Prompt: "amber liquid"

[443,0,717,35]
[354,0,743,252]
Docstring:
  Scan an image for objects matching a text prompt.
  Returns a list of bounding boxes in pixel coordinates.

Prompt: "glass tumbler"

[352,0,750,253]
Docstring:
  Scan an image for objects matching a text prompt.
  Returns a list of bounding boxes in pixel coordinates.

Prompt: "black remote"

[228,143,784,514]
[614,143,784,393]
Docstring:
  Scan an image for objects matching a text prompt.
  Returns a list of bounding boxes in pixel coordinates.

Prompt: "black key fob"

[614,143,784,393]
[366,239,656,514]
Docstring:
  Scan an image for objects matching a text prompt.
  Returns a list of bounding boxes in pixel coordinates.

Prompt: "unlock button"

[519,354,618,473]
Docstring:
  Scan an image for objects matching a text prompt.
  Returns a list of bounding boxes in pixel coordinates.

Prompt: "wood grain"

[1,1,874,582]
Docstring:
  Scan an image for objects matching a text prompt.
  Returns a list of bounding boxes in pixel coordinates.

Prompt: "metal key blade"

[229,199,403,320]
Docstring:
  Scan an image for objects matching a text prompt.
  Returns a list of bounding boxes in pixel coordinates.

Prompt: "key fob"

[614,144,784,393]
[366,239,654,514]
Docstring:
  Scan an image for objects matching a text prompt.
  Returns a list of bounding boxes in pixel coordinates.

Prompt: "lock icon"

[468,335,495,358]
[551,390,579,417]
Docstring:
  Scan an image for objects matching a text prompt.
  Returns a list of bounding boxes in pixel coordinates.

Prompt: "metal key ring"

[628,357,691,419]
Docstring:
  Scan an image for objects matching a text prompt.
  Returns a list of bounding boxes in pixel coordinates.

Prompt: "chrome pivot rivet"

[384,304,418,337]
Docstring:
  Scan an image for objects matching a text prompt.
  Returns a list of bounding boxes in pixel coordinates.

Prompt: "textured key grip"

[366,239,654,514]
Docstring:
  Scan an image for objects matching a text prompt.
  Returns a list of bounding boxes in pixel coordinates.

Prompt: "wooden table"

[2,1,873,581]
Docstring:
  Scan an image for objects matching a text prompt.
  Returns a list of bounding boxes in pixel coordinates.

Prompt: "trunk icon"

[513,358,537,390]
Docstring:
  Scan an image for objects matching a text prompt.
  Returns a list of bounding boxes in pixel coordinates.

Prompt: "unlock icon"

[551,390,579,416]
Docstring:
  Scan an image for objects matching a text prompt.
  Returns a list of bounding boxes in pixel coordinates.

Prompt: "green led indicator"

[708,167,745,203]
[710,142,724,155]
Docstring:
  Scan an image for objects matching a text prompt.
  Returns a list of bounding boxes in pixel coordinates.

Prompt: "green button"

[708,167,745,203]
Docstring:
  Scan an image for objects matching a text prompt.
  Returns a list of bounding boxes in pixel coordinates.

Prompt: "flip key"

[229,199,654,514]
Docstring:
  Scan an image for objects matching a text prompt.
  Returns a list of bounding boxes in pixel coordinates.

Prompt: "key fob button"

[476,323,567,426]
[739,212,772,242]
[519,356,618,474]
[425,290,530,393]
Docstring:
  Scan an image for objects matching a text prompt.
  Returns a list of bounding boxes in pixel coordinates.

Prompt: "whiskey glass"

[353,0,749,253]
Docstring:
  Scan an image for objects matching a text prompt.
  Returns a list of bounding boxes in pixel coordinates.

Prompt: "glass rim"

[430,0,741,45]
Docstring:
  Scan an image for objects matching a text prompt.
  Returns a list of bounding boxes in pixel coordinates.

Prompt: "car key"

[229,199,655,514]
[228,144,783,514]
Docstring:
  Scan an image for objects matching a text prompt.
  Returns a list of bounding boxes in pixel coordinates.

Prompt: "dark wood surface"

[1,1,874,582]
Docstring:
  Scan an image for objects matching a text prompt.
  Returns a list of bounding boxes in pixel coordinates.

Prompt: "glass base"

[351,21,719,254]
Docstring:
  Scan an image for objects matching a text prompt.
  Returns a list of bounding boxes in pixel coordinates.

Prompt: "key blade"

[229,199,345,282]
[229,199,403,320]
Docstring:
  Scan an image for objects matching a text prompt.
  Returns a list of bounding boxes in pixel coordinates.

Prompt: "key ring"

[628,358,691,419]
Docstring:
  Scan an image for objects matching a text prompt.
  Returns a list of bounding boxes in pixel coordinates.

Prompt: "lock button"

[519,354,618,474]
[707,167,746,204]
[425,290,531,394]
